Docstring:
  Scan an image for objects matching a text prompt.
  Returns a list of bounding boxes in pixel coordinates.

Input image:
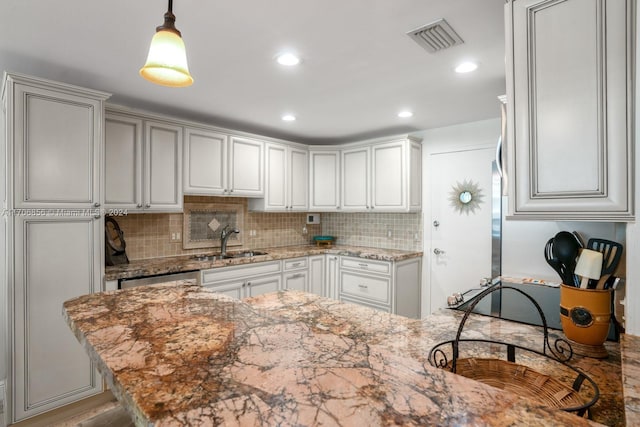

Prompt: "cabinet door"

[283,270,308,292]
[288,147,309,211]
[308,255,325,296]
[309,150,340,211]
[325,255,340,299]
[341,146,370,211]
[12,82,104,208]
[507,0,633,220]
[247,274,281,297]
[408,141,422,211]
[144,121,183,211]
[371,141,406,211]
[263,143,287,210]
[12,215,102,421]
[183,128,227,195]
[203,279,245,299]
[229,136,264,197]
[104,113,143,210]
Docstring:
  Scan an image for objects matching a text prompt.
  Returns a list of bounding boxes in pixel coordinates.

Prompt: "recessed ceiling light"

[282,114,296,121]
[397,111,413,118]
[455,61,478,73]
[276,53,301,66]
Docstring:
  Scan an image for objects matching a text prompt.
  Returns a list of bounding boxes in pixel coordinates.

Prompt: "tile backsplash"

[113,196,321,260]
[111,196,422,260]
[321,212,422,251]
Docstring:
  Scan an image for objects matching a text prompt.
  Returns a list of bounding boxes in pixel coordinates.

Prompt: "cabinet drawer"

[202,261,281,284]
[340,257,390,275]
[339,271,390,305]
[283,257,307,271]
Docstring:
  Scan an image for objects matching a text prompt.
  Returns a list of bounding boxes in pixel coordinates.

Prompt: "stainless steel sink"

[190,255,218,261]
[228,251,268,258]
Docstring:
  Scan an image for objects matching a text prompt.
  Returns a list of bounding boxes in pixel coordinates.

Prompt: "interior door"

[429,147,494,313]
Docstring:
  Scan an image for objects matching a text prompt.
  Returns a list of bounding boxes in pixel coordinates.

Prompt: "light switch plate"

[306,213,320,224]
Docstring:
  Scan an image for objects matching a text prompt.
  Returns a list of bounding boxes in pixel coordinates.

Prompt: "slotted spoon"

[587,238,623,289]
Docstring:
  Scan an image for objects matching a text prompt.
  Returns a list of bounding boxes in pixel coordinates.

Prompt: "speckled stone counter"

[104,245,423,281]
[63,283,627,426]
[621,334,640,426]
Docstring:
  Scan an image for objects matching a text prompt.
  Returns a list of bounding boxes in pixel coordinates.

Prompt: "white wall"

[416,117,500,317]
[418,117,629,321]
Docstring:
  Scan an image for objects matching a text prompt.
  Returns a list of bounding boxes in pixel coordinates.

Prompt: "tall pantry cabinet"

[1,73,110,422]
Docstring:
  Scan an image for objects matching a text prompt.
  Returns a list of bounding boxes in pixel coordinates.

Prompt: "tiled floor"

[54,402,134,427]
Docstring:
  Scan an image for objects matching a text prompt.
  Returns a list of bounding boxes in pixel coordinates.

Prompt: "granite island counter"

[63,282,626,426]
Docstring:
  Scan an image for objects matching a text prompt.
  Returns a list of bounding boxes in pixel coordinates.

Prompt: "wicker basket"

[451,358,587,410]
[429,284,599,416]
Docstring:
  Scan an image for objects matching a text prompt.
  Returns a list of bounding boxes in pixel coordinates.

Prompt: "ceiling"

[0,0,506,144]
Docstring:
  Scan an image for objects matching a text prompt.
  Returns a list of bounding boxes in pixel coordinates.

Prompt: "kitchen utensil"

[587,238,623,290]
[553,232,581,286]
[544,238,568,284]
[572,231,585,248]
[574,249,603,289]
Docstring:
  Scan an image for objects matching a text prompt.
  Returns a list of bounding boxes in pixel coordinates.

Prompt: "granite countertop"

[104,245,423,281]
[63,282,629,426]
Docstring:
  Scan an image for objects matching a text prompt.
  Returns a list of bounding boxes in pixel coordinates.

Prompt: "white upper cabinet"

[184,133,264,197]
[340,137,422,213]
[228,136,264,197]
[104,113,143,209]
[309,149,341,211]
[5,74,108,209]
[105,109,183,212]
[183,128,228,195]
[248,142,308,211]
[505,0,634,220]
[145,120,183,211]
[341,146,370,211]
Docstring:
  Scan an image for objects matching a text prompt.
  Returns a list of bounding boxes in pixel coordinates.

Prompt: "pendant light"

[140,0,193,87]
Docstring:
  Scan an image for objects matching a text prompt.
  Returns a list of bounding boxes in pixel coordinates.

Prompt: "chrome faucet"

[220,225,240,256]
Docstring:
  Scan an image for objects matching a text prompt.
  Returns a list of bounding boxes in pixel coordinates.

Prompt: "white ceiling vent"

[406,19,464,53]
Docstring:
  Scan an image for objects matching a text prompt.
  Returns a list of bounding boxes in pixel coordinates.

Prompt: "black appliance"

[105,216,129,266]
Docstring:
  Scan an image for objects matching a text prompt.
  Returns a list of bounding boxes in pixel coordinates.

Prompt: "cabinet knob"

[229,189,234,193]
[145,203,151,208]
[137,203,142,208]
[246,281,251,286]
[433,248,446,255]
[358,284,368,289]
[336,206,341,210]
[223,189,228,193]
[94,202,101,207]
[93,213,101,219]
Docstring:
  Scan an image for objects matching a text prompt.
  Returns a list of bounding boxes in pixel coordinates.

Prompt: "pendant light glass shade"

[140,0,193,87]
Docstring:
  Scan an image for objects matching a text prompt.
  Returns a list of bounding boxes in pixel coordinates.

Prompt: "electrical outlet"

[387,229,393,238]
[170,232,181,242]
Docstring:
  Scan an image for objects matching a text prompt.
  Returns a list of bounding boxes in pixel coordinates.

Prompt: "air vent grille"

[407,19,464,53]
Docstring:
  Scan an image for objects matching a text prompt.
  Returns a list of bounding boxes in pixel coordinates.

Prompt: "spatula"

[587,238,623,290]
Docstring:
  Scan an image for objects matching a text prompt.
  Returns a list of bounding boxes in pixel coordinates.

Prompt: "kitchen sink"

[228,250,268,258]
[190,255,218,262]
[191,251,268,261]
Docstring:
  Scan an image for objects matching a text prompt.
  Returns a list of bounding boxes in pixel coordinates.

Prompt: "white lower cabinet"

[337,256,421,318]
[201,261,282,298]
[12,215,103,422]
[282,257,308,292]
[199,255,421,318]
[308,255,325,296]
[325,255,340,299]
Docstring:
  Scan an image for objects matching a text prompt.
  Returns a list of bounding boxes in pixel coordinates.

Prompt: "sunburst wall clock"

[448,179,484,215]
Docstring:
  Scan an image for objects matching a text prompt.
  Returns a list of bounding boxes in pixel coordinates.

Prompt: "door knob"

[433,248,445,255]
